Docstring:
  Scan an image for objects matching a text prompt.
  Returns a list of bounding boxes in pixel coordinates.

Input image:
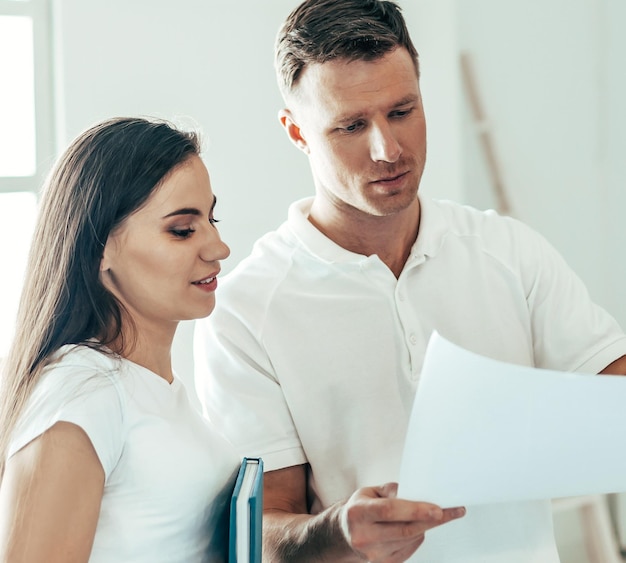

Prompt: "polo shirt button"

[409,333,417,345]
[398,293,405,301]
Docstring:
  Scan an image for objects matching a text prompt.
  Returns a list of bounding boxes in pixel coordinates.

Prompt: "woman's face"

[100,155,230,334]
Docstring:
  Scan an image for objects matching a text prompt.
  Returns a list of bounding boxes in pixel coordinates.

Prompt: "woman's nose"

[200,226,230,263]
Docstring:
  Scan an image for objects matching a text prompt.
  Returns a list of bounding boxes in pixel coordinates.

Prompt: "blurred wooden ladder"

[552,495,623,563]
[459,51,512,216]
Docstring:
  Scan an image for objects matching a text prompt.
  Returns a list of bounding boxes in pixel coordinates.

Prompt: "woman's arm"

[0,421,105,563]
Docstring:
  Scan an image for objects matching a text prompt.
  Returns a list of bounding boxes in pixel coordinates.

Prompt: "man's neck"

[308,197,420,278]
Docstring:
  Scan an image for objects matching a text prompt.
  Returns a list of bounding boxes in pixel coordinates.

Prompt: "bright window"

[0,15,36,176]
[0,0,53,358]
[0,192,37,357]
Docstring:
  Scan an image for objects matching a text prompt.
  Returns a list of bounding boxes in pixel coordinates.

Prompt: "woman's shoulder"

[9,344,129,473]
[48,343,120,372]
[33,345,124,403]
[32,343,124,406]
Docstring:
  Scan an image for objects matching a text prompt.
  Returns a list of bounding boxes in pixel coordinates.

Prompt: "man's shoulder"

[417,197,552,268]
[429,198,505,228]
[426,197,536,241]
[219,224,300,295]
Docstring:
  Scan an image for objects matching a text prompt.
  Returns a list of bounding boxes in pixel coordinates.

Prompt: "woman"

[0,117,240,562]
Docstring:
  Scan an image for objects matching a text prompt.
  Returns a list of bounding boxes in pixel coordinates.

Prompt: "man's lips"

[370,170,409,184]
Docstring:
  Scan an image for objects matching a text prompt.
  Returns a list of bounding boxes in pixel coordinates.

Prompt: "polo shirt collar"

[411,195,448,260]
[286,197,363,263]
[286,195,449,264]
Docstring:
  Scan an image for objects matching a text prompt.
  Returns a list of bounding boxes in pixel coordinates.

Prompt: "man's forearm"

[263,503,361,563]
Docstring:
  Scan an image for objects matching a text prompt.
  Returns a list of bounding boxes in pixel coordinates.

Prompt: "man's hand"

[263,466,465,562]
[339,482,465,563]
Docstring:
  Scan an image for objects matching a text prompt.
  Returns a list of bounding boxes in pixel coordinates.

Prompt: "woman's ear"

[278,109,310,155]
[100,240,112,273]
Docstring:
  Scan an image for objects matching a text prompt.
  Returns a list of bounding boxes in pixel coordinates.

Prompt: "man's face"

[283,47,426,220]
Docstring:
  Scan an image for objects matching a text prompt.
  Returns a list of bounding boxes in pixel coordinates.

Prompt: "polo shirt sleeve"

[504,216,626,373]
[195,301,307,472]
[8,363,126,480]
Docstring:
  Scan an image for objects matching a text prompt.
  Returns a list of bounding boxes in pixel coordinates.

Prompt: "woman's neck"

[106,321,177,383]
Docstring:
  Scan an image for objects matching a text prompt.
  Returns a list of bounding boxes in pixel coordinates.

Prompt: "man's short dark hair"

[275,0,419,99]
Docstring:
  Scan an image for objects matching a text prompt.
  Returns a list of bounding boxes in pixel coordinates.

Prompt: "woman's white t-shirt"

[8,344,240,563]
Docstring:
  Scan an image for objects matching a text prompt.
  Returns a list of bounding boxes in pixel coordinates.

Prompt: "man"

[195,1,626,561]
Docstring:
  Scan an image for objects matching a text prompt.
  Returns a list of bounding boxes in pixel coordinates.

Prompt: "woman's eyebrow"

[163,196,217,219]
[163,207,201,218]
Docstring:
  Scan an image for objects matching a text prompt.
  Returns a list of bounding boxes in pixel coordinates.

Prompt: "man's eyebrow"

[336,111,367,126]
[162,196,217,219]
[393,94,419,107]
[382,95,420,113]
[335,95,420,125]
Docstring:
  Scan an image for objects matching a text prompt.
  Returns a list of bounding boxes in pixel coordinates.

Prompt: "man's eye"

[343,121,364,133]
[171,228,195,238]
[391,108,413,118]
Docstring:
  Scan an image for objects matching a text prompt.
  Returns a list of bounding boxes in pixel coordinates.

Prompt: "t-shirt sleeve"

[504,216,626,373]
[194,303,307,472]
[8,363,126,480]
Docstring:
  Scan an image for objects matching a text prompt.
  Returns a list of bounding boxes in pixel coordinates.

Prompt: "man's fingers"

[441,506,466,524]
[377,482,398,499]
[346,501,465,544]
[360,496,445,524]
[364,484,465,525]
[340,485,467,562]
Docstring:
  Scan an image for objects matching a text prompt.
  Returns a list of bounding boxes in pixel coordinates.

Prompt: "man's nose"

[369,121,402,163]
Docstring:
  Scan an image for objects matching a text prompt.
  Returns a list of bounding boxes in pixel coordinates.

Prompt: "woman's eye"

[209,217,220,226]
[171,228,195,238]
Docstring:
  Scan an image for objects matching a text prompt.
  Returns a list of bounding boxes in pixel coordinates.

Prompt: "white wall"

[604,0,626,330]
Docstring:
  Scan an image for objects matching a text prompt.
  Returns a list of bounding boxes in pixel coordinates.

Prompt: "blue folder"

[229,457,263,562]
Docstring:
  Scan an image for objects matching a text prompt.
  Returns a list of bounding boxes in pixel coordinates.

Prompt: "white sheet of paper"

[398,332,626,507]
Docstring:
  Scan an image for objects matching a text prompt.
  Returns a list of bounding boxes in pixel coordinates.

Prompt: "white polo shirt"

[195,196,626,562]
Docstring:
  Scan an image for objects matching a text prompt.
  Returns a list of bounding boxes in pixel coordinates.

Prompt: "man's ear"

[278,109,310,155]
